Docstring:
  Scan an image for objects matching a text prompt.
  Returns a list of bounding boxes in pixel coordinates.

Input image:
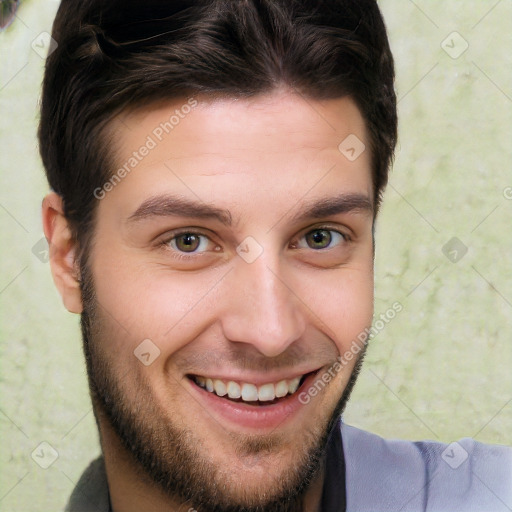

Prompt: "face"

[80,90,374,511]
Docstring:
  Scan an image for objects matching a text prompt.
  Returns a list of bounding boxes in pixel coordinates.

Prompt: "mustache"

[174,344,339,374]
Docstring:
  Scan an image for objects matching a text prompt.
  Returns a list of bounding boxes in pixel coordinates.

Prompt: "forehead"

[102,91,373,222]
[114,91,368,157]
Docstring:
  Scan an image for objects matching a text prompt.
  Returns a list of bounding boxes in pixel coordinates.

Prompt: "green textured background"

[1,1,511,510]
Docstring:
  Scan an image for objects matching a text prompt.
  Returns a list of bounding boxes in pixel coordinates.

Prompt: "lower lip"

[186,370,322,432]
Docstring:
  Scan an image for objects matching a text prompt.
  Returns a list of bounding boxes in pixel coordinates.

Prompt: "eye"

[296,228,347,250]
[168,232,211,253]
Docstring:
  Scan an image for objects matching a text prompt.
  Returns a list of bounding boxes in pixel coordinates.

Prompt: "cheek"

[299,265,374,353]
[90,250,224,351]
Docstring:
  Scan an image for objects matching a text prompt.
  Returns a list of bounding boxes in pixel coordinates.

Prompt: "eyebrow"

[127,192,373,226]
[127,194,233,225]
[290,193,373,222]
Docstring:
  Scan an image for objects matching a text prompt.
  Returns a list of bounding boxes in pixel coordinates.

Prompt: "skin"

[43,90,375,511]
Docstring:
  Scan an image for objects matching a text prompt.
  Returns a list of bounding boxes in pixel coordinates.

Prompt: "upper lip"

[187,366,323,386]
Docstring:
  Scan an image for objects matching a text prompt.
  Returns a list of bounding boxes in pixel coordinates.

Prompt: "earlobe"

[42,192,83,314]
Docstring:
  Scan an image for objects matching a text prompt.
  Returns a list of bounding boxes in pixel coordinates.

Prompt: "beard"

[79,258,366,512]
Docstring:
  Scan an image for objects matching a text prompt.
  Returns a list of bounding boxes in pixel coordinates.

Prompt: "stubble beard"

[79,259,365,512]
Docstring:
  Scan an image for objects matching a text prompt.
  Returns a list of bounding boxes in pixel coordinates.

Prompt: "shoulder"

[64,456,110,512]
[341,422,512,512]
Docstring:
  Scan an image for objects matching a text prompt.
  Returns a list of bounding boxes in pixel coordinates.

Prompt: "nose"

[220,254,307,357]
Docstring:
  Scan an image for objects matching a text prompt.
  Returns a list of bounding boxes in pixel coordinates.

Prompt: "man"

[39,0,511,511]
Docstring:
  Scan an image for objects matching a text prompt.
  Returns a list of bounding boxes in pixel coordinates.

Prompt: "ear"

[42,192,83,313]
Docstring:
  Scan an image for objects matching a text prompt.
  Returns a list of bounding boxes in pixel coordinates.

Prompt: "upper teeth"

[193,375,303,401]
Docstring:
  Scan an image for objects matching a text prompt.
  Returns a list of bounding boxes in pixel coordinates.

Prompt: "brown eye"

[293,228,347,251]
[170,233,204,252]
[305,229,332,249]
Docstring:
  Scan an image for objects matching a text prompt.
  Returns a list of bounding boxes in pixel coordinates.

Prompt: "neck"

[301,465,325,512]
[98,412,189,512]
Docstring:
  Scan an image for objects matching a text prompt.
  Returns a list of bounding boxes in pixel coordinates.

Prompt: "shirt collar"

[320,416,347,512]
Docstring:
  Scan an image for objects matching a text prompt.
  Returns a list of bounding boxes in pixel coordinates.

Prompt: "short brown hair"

[38,0,397,261]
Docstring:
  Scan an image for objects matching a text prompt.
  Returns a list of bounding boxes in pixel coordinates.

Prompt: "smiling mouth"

[187,372,316,406]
